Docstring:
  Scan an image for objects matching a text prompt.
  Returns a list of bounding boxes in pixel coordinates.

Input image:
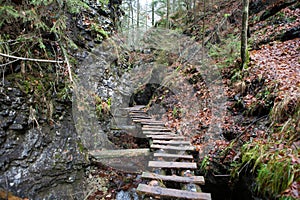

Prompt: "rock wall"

[0,0,123,199]
[0,82,89,199]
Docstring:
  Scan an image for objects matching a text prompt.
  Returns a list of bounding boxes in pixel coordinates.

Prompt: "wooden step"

[129,110,146,113]
[146,135,186,139]
[142,128,171,132]
[152,140,191,145]
[143,125,166,128]
[142,126,169,129]
[137,184,211,200]
[121,106,145,110]
[131,116,152,119]
[141,172,205,184]
[140,121,164,123]
[154,153,193,159]
[148,161,197,169]
[113,125,136,130]
[134,121,165,126]
[143,124,165,130]
[146,134,185,140]
[151,144,195,151]
[143,130,172,133]
[140,122,165,126]
[144,132,176,135]
[133,120,164,123]
[89,148,150,159]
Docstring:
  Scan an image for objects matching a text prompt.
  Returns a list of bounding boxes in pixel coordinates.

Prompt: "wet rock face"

[0,1,124,198]
[0,83,89,199]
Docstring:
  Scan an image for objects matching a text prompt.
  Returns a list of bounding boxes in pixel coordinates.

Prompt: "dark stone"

[279,26,300,42]
[9,124,24,130]
[0,109,9,116]
[0,130,6,138]
[14,113,28,126]
[88,41,95,48]
[0,118,11,129]
[55,105,64,113]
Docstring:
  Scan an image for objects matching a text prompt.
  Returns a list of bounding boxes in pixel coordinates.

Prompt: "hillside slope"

[152,0,299,199]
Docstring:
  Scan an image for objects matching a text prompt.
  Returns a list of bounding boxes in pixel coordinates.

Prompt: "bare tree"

[137,0,140,28]
[241,0,249,70]
[202,0,206,61]
[152,0,155,25]
[166,0,170,28]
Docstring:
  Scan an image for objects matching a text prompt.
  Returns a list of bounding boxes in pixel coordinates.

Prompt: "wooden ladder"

[129,106,212,200]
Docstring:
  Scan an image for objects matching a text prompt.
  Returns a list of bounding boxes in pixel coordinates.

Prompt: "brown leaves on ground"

[250,38,300,102]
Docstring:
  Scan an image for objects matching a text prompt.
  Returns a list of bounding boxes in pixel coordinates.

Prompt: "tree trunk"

[241,0,249,70]
[130,0,134,26]
[172,0,176,13]
[202,0,206,61]
[137,0,140,28]
[166,0,170,28]
[152,0,155,26]
[193,0,197,23]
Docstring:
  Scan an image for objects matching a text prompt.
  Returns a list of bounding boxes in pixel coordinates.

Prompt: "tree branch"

[0,52,64,64]
[0,59,19,67]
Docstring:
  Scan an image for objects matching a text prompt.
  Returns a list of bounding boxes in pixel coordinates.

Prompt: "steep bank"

[165,0,299,199]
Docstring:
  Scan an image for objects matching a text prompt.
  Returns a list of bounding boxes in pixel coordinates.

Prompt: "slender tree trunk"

[137,0,140,28]
[130,0,134,26]
[129,0,134,45]
[241,0,249,70]
[172,0,176,13]
[202,0,206,61]
[193,0,197,23]
[166,0,170,28]
[152,0,155,26]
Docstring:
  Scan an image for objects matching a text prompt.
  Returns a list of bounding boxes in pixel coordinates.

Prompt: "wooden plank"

[145,135,185,139]
[141,119,165,125]
[142,125,168,127]
[89,149,150,159]
[143,125,170,130]
[141,172,205,184]
[144,132,176,135]
[131,116,152,119]
[113,125,136,130]
[143,130,172,133]
[152,140,191,145]
[154,153,193,159]
[146,135,185,139]
[142,128,171,132]
[129,110,146,113]
[148,161,197,169]
[137,184,211,200]
[120,106,145,110]
[151,144,195,151]
[141,121,165,124]
[140,122,165,126]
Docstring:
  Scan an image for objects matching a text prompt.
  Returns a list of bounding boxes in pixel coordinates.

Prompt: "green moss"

[77,141,85,153]
[208,34,241,69]
[232,139,299,199]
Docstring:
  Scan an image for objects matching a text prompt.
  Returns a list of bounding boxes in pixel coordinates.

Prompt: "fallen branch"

[0,52,64,64]
[59,43,73,82]
[0,58,19,67]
